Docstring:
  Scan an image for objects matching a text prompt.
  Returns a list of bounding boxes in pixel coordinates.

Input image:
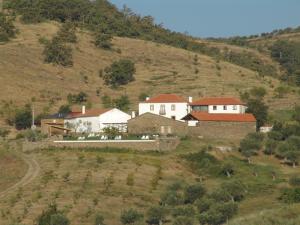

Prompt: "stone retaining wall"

[22,138,180,152]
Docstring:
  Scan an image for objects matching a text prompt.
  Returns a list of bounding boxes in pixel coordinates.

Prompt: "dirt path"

[0,153,40,199]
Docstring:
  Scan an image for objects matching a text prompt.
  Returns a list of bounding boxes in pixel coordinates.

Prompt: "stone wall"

[188,121,256,140]
[128,113,188,137]
[22,138,180,152]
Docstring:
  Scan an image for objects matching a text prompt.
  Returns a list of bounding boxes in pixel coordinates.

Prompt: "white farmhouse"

[64,106,131,133]
[139,94,191,121]
[190,97,247,114]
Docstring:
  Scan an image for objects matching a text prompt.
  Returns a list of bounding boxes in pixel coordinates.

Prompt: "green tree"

[249,87,267,99]
[43,38,73,67]
[220,181,245,202]
[184,184,206,204]
[114,95,130,111]
[104,59,135,87]
[15,105,32,130]
[246,98,268,130]
[56,21,77,43]
[221,162,234,178]
[50,213,69,225]
[0,13,16,42]
[94,32,112,49]
[120,209,143,225]
[95,213,106,225]
[146,206,166,225]
[101,95,113,108]
[58,105,71,114]
[240,133,263,163]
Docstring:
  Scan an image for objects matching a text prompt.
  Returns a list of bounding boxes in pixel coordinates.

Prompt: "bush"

[0,13,16,42]
[56,21,77,43]
[103,59,135,87]
[94,32,112,49]
[95,213,106,225]
[184,184,206,204]
[289,176,300,187]
[15,105,32,130]
[37,203,69,225]
[67,92,88,104]
[58,105,71,114]
[146,206,166,225]
[114,95,130,111]
[120,209,143,225]
[172,205,195,218]
[173,216,194,225]
[43,38,73,67]
[0,128,10,139]
[160,191,184,206]
[280,188,300,203]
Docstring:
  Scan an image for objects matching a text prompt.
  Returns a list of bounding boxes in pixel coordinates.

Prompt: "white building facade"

[190,98,247,114]
[138,94,191,121]
[65,107,131,133]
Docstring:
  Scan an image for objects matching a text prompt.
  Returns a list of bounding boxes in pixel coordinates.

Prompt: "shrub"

[58,105,71,114]
[173,216,194,225]
[15,105,32,130]
[0,13,16,42]
[160,191,184,206]
[103,59,135,87]
[37,203,69,225]
[220,162,234,177]
[146,206,166,225]
[95,213,106,225]
[114,95,131,111]
[120,209,143,225]
[43,38,73,67]
[139,93,149,101]
[280,188,300,203]
[94,32,112,49]
[0,128,10,139]
[289,176,300,187]
[184,184,206,204]
[172,205,195,218]
[67,92,88,104]
[56,21,77,43]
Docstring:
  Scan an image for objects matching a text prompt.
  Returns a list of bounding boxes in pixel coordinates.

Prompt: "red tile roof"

[66,109,111,119]
[185,112,256,122]
[191,97,245,106]
[144,94,187,103]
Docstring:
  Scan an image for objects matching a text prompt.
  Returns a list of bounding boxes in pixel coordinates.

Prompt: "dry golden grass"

[0,146,27,190]
[0,21,298,117]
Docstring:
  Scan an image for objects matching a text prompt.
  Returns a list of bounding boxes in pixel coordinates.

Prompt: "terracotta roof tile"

[144,94,187,103]
[66,109,111,119]
[185,112,256,122]
[191,97,245,106]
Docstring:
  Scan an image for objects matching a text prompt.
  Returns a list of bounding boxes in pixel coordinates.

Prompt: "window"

[223,105,227,110]
[213,106,217,110]
[159,105,166,115]
[171,104,176,111]
[150,104,154,111]
[233,105,237,110]
[171,116,176,120]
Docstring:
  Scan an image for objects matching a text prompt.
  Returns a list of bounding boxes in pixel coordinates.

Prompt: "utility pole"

[31,104,36,130]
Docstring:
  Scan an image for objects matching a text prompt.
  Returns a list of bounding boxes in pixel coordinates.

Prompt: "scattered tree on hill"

[15,104,32,130]
[221,162,234,178]
[56,21,77,43]
[240,133,264,163]
[146,206,166,225]
[58,105,71,114]
[67,92,88,104]
[0,12,16,42]
[114,95,130,111]
[120,209,143,225]
[184,184,206,204]
[220,181,245,202]
[276,136,300,168]
[103,59,135,87]
[43,38,73,67]
[94,31,112,49]
[37,203,70,225]
[94,213,106,225]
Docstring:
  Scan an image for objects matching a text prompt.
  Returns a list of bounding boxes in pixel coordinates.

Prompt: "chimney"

[82,105,86,115]
[188,96,193,103]
[146,97,150,101]
[131,111,136,119]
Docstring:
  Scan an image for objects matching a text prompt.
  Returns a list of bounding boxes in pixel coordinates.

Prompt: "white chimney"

[131,111,136,118]
[146,97,150,101]
[188,96,193,103]
[82,105,86,115]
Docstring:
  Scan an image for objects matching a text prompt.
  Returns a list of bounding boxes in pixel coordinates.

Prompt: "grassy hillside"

[0,21,299,117]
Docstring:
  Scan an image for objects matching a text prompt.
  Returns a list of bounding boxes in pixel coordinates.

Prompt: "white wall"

[99,108,131,132]
[65,108,131,133]
[207,105,246,114]
[139,102,189,121]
